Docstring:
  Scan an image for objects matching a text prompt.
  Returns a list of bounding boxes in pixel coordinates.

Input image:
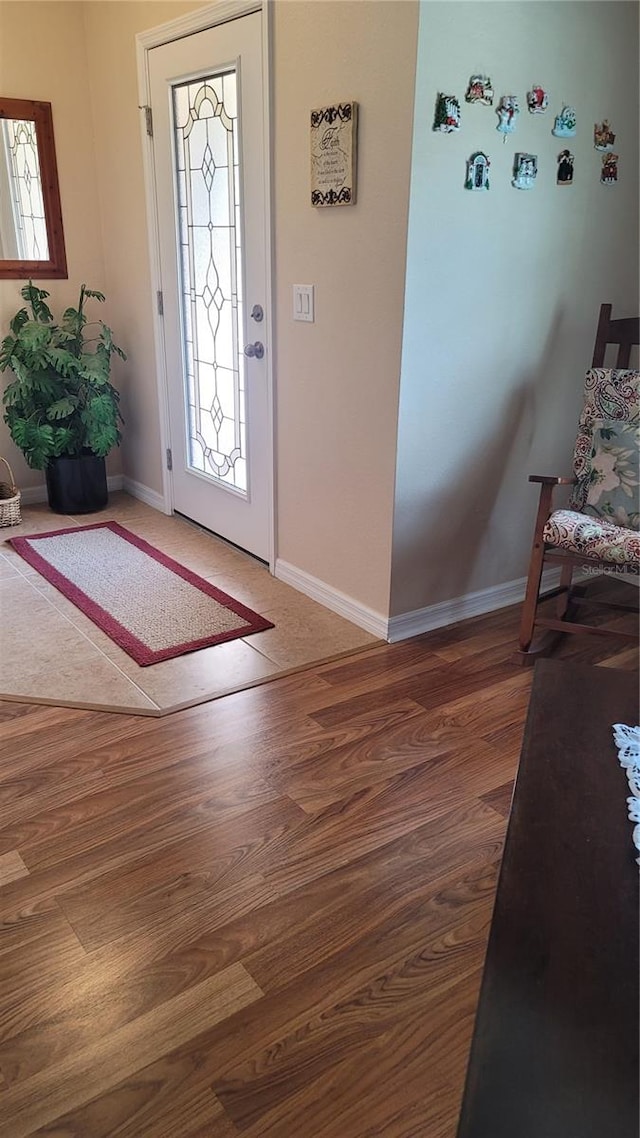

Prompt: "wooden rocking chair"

[518,303,640,661]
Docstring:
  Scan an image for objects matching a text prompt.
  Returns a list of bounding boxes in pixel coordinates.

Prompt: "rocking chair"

[518,303,640,660]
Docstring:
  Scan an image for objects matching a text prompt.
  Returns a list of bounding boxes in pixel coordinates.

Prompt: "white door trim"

[135,0,276,569]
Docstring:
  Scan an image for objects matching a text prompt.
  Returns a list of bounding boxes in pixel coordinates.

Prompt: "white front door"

[148,13,271,561]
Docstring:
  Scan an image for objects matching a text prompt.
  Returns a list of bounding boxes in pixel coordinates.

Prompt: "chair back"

[569,368,640,529]
[592,303,640,367]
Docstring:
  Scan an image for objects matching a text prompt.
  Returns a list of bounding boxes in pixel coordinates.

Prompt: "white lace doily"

[612,723,640,864]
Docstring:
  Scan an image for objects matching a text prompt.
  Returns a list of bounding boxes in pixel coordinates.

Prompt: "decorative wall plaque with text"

[310,102,358,207]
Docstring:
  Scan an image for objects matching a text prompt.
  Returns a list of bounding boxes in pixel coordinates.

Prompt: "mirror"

[0,97,67,279]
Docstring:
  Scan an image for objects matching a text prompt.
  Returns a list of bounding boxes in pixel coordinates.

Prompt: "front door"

[148,13,270,560]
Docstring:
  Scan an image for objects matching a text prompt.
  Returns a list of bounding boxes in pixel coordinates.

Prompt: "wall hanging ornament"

[496,95,519,138]
[465,151,490,191]
[433,93,461,133]
[557,149,574,186]
[601,153,618,185]
[527,85,549,114]
[465,75,494,105]
[594,119,616,151]
[552,105,576,137]
[512,152,538,190]
[310,101,358,207]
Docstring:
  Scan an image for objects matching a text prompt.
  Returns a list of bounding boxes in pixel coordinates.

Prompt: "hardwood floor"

[0,597,637,1137]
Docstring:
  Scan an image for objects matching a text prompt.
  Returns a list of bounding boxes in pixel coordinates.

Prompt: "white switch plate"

[293,284,314,322]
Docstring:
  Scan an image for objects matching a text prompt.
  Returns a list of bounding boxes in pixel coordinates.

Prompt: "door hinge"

[143,105,153,137]
[156,290,164,316]
[166,447,173,471]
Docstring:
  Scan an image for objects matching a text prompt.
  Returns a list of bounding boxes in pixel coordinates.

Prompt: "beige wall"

[5,1,634,626]
[1,0,418,614]
[0,1,108,489]
[82,0,418,615]
[390,0,639,616]
[82,1,204,496]
[273,1,418,612]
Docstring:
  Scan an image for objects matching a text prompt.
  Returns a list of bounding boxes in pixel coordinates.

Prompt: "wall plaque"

[310,101,358,207]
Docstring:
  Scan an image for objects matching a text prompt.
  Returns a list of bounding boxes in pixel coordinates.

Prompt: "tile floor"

[0,493,379,715]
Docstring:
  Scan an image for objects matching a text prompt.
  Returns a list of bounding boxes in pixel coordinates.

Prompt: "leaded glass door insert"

[173,72,246,494]
[148,13,270,560]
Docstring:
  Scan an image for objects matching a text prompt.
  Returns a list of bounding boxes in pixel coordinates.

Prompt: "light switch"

[293,284,314,323]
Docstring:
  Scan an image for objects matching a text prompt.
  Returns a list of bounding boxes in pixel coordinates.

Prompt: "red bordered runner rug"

[10,521,274,666]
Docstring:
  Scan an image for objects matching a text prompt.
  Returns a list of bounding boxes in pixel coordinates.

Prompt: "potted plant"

[0,282,125,514]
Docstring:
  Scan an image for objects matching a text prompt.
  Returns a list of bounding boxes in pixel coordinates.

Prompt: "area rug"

[9,521,274,666]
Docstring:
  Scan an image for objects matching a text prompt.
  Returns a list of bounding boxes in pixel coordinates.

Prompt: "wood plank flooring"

[0,595,637,1137]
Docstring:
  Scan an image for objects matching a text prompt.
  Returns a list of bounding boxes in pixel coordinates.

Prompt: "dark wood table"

[457,659,639,1138]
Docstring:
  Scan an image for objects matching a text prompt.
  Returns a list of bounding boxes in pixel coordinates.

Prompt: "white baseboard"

[19,474,124,506]
[122,475,168,513]
[274,559,389,639]
[386,567,563,642]
[274,560,565,644]
[18,484,49,506]
[18,473,168,515]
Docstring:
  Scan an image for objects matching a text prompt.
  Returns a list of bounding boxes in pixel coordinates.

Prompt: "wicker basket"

[0,457,21,527]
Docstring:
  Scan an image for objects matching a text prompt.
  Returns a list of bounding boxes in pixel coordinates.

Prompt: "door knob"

[244,341,264,360]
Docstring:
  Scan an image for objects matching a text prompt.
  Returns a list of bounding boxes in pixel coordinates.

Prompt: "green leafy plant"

[1,282,125,469]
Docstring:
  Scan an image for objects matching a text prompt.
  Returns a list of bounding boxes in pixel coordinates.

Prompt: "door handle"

[244,341,264,360]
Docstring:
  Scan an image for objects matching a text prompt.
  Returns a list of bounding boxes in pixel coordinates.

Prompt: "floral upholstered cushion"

[543,508,640,571]
[569,419,640,529]
[577,368,639,430]
[571,367,639,485]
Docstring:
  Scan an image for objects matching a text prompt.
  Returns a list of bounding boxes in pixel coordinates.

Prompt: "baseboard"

[387,567,563,643]
[274,561,565,643]
[266,560,584,644]
[122,475,167,513]
[18,484,49,506]
[274,559,388,639]
[18,473,168,516]
[19,474,124,507]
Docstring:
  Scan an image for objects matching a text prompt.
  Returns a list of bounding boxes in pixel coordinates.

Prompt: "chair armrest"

[528,475,576,485]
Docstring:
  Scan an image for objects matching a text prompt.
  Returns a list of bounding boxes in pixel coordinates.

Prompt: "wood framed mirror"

[0,97,67,279]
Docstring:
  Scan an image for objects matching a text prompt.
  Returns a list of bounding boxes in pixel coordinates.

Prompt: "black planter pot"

[45,451,108,515]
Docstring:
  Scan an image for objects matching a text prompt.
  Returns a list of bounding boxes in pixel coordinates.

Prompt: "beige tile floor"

[0,493,379,715]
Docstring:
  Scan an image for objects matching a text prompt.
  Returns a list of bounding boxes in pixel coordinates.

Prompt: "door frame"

[136,1,276,569]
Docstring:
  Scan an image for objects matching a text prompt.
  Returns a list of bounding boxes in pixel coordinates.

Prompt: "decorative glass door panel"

[173,72,246,494]
[149,13,270,560]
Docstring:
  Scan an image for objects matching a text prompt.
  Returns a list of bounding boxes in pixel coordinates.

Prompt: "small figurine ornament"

[594,119,616,151]
[512,153,538,190]
[465,75,494,105]
[465,151,490,191]
[433,93,461,133]
[557,150,574,186]
[601,153,618,185]
[527,85,549,114]
[496,95,520,136]
[552,106,577,137]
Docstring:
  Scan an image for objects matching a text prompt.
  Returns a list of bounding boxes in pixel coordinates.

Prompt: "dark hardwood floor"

[0,594,637,1137]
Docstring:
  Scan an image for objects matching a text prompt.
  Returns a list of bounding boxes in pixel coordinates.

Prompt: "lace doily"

[612,723,640,863]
